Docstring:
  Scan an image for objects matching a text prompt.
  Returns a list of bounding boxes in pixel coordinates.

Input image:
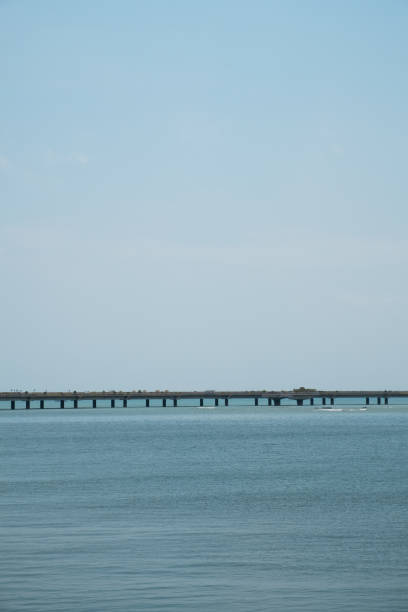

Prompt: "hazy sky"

[1,1,408,391]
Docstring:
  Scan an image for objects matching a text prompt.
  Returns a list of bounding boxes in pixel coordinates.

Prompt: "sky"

[1,0,408,391]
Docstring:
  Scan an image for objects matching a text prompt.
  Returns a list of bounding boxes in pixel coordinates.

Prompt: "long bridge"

[0,390,407,410]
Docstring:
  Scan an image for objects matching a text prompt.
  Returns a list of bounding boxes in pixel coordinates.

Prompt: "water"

[1,405,407,611]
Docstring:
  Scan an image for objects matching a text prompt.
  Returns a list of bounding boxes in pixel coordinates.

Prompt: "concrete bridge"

[0,390,406,409]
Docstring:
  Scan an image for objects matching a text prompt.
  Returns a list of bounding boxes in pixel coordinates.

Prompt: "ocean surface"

[1,404,407,611]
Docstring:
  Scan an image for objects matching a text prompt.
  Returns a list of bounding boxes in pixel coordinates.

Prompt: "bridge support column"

[173,398,177,407]
[377,396,381,405]
[385,397,388,405]
[225,398,229,406]
[366,397,369,405]
[296,399,303,406]
[200,398,204,407]
[322,397,326,405]
[111,399,115,408]
[330,397,334,406]
[11,400,15,410]
[310,398,314,406]
[123,398,127,408]
[40,400,44,409]
[215,398,219,406]
[60,400,65,409]
[146,399,150,407]
[93,399,97,408]
[273,398,281,406]
[254,397,258,406]
[73,399,78,409]
[25,400,30,409]
[162,399,166,407]
[268,398,272,406]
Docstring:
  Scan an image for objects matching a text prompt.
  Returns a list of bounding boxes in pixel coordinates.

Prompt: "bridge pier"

[3,390,403,412]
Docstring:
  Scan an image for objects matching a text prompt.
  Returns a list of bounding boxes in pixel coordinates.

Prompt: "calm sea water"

[1,405,407,612]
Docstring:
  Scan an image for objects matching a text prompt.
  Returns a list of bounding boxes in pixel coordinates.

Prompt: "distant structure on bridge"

[0,389,404,410]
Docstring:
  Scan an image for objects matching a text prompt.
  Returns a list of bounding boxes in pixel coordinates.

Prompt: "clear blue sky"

[1,0,407,390]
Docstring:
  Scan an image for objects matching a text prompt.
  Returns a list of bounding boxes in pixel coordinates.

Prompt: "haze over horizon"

[1,1,407,391]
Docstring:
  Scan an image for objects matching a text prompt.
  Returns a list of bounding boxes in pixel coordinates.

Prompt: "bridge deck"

[0,390,406,401]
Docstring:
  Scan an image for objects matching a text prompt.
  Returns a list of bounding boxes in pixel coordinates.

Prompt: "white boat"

[317,407,343,412]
